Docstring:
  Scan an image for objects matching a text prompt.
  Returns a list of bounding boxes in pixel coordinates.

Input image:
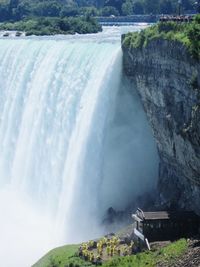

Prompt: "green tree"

[0,4,9,21]
[9,0,19,9]
[16,1,31,19]
[144,0,160,14]
[104,0,123,13]
[187,15,200,59]
[79,6,99,16]
[159,0,174,14]
[132,1,144,14]
[32,1,61,17]
[122,0,133,15]
[60,6,79,17]
[101,5,119,15]
[182,0,194,11]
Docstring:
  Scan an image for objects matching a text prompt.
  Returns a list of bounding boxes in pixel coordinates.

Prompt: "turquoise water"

[0,25,158,267]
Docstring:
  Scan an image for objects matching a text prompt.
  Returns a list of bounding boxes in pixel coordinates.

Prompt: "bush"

[123,14,200,60]
[0,16,102,35]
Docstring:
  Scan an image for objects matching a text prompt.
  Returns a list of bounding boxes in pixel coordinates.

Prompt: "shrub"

[0,16,102,35]
[122,14,200,60]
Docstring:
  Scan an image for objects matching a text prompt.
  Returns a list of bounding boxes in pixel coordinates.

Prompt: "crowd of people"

[159,15,193,22]
[78,235,138,265]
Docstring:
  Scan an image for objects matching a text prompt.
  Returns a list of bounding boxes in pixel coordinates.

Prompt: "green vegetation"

[190,73,200,90]
[33,239,188,267]
[32,244,94,267]
[0,16,102,35]
[119,0,197,16]
[123,14,200,59]
[0,0,198,22]
[103,239,187,267]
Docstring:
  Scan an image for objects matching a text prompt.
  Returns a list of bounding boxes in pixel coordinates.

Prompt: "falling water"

[0,25,158,267]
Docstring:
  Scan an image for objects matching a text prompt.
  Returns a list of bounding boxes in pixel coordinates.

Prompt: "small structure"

[132,208,200,243]
[159,15,193,23]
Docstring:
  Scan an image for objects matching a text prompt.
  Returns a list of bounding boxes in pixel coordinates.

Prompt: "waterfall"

[0,26,158,267]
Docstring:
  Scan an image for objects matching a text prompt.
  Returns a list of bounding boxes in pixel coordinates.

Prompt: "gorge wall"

[122,38,200,214]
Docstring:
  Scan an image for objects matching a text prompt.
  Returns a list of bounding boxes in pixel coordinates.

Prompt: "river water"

[0,25,158,267]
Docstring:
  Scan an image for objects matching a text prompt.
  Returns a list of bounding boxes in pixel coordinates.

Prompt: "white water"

[0,25,158,267]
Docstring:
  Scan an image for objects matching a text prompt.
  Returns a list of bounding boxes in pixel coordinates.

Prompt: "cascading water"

[0,25,158,267]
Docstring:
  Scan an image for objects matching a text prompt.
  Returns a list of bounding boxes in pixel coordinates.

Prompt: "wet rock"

[122,38,200,214]
[103,207,127,225]
[3,32,9,37]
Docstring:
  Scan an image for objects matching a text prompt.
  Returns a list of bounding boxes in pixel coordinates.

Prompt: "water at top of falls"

[0,23,151,40]
[0,25,158,267]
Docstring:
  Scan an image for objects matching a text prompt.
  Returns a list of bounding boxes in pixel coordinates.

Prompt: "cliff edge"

[122,24,200,213]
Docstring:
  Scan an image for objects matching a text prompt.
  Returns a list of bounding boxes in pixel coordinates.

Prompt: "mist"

[0,25,159,267]
[99,77,159,213]
[0,186,57,267]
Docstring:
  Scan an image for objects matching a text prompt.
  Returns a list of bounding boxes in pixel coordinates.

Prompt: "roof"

[135,209,199,221]
[143,211,170,220]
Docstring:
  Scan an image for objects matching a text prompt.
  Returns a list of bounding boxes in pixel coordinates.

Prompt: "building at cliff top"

[132,208,200,243]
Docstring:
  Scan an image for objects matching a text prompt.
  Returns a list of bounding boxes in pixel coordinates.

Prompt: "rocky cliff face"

[122,38,200,214]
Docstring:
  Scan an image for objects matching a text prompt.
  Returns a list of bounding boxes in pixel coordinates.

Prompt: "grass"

[102,239,187,267]
[122,14,200,60]
[32,244,94,267]
[33,239,188,267]
[159,238,188,263]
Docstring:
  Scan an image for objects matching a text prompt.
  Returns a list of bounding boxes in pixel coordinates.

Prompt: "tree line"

[0,0,198,22]
[0,16,102,35]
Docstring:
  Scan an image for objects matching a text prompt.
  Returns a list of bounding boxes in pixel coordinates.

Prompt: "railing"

[159,15,194,22]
